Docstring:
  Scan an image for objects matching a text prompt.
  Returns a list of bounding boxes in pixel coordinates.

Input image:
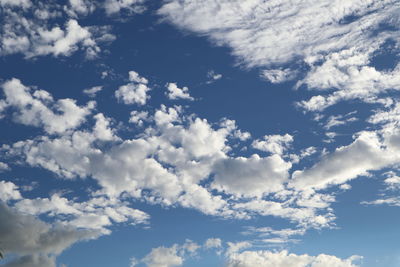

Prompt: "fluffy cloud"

[252,134,293,155]
[212,154,291,198]
[204,238,222,249]
[1,78,94,134]
[166,83,194,101]
[0,0,126,59]
[142,245,183,267]
[115,71,151,105]
[129,110,149,126]
[298,49,400,111]
[290,131,400,191]
[3,77,342,229]
[0,0,31,8]
[226,250,362,267]
[0,181,22,201]
[104,0,146,16]
[137,240,203,267]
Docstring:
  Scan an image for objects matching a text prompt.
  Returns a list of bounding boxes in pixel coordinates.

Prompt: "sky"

[0,0,400,266]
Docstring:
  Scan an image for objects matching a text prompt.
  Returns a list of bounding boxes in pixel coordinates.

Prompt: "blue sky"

[0,0,400,266]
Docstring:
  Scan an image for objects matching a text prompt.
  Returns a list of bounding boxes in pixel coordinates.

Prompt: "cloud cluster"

[2,77,337,229]
[132,238,361,267]
[0,0,147,59]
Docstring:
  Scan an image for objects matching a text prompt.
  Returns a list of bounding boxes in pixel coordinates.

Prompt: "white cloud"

[384,172,400,190]
[0,2,116,58]
[233,199,334,228]
[212,154,291,198]
[324,112,358,130]
[206,70,222,83]
[129,110,150,126]
[226,250,362,267]
[0,161,10,171]
[298,49,400,111]
[3,77,343,229]
[362,197,400,207]
[166,83,194,101]
[68,0,95,16]
[129,70,148,84]
[159,1,400,110]
[104,0,146,16]
[261,68,297,84]
[93,113,119,141]
[13,191,149,233]
[141,245,183,267]
[252,134,293,155]
[83,86,103,97]
[368,102,400,125]
[242,226,305,241]
[115,71,151,105]
[158,0,397,68]
[204,238,222,249]
[0,0,31,8]
[0,180,22,201]
[290,129,400,191]
[1,78,94,134]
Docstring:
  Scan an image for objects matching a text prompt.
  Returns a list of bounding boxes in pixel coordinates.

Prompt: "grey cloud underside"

[0,202,99,267]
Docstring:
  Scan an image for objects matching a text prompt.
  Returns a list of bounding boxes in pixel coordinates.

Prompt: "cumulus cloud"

[226,250,362,267]
[0,0,150,58]
[1,78,94,134]
[115,71,151,105]
[104,0,146,16]
[298,49,400,111]
[212,154,291,198]
[129,110,150,126]
[290,131,400,191]
[0,181,22,201]
[1,12,103,58]
[139,240,202,267]
[166,83,194,101]
[3,77,339,229]
[252,134,294,155]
